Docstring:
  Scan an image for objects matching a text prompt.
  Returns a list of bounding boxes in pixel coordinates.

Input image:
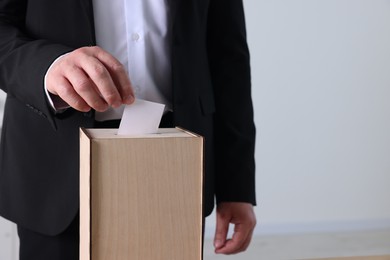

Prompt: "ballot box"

[79,128,203,260]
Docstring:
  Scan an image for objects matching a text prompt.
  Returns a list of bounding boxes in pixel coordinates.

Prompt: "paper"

[118,99,165,135]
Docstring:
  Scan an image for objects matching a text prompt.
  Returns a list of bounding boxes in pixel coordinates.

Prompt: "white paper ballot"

[117,99,165,135]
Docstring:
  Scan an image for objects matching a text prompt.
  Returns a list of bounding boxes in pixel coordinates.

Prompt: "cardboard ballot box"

[80,128,203,260]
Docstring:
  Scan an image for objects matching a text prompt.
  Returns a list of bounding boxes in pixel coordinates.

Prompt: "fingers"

[93,49,134,104]
[214,208,230,250]
[215,222,253,254]
[214,202,256,255]
[53,77,91,112]
[64,64,108,112]
[46,46,134,112]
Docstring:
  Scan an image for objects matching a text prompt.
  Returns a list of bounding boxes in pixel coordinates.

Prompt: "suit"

[0,0,256,236]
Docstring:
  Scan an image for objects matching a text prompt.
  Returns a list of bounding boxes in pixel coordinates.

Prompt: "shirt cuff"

[44,54,71,112]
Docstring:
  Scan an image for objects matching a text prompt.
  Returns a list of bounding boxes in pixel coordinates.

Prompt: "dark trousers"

[18,215,79,260]
[17,112,175,260]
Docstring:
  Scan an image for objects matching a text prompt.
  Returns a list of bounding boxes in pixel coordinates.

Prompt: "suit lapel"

[168,0,180,27]
[80,0,96,45]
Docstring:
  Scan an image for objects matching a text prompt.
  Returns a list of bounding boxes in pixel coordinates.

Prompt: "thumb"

[214,210,230,250]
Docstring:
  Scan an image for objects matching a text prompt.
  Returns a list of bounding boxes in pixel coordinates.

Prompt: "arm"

[0,0,73,119]
[0,0,133,123]
[207,0,257,254]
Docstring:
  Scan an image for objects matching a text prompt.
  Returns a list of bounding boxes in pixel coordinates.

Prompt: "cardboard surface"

[80,128,204,260]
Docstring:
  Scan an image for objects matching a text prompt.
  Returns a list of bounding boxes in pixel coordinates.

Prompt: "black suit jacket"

[0,0,256,235]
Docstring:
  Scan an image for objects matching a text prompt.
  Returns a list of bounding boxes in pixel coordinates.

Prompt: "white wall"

[251,0,390,234]
[206,0,390,236]
[0,90,17,259]
[0,91,5,126]
[1,0,390,257]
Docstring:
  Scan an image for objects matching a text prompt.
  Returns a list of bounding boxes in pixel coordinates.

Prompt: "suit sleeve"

[207,0,257,205]
[0,0,73,126]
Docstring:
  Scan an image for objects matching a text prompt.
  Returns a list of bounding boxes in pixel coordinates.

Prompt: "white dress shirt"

[46,0,172,121]
[94,0,172,121]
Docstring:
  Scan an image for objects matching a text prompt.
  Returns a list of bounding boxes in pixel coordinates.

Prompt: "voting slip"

[117,99,165,135]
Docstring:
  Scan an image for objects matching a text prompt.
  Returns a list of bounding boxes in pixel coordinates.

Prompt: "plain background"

[1,0,390,258]
[206,0,390,238]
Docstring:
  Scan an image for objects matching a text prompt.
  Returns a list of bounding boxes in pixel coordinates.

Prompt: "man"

[0,0,256,259]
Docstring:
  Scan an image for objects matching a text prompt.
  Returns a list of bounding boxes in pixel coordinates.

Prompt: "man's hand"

[214,202,256,255]
[46,46,134,112]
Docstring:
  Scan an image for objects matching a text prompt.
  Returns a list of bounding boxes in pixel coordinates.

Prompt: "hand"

[214,202,256,255]
[46,46,134,112]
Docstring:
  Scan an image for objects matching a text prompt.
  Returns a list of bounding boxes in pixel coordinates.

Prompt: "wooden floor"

[2,216,390,260]
[203,229,390,260]
[317,256,390,260]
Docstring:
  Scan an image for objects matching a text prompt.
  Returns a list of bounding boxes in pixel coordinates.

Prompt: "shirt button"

[131,33,140,41]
